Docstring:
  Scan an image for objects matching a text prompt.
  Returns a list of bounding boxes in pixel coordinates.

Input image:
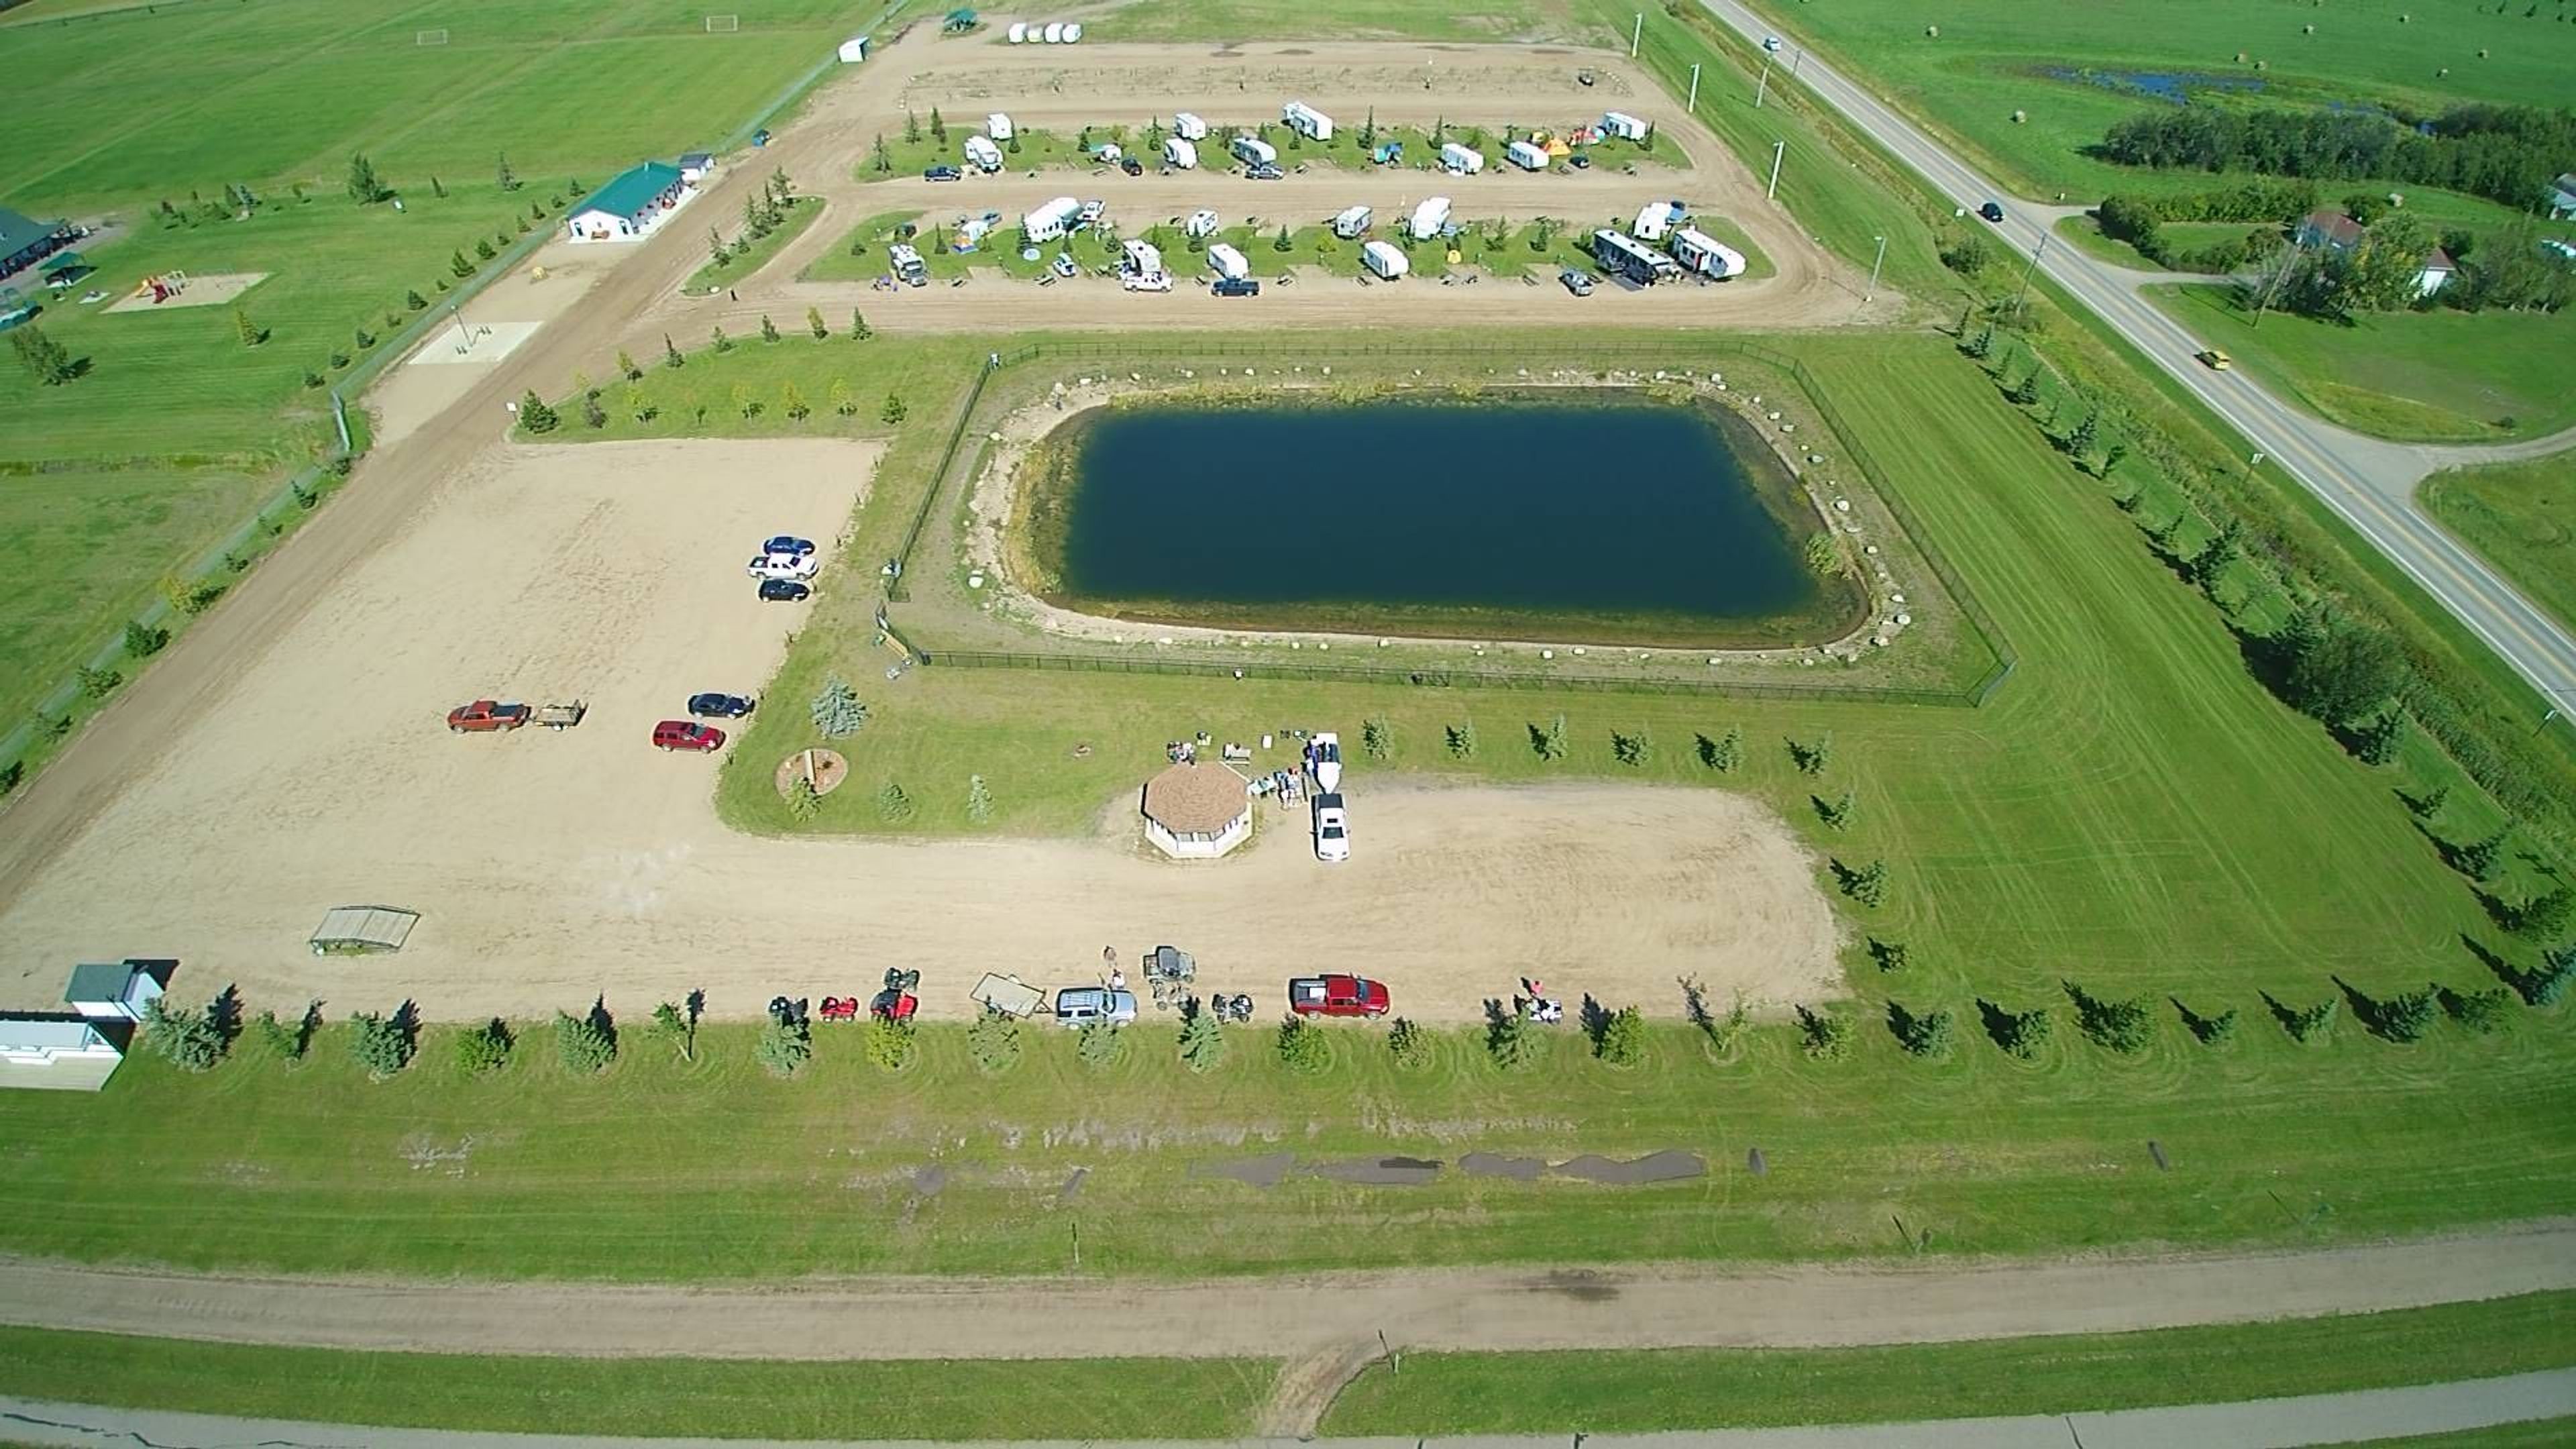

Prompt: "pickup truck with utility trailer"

[447,700,533,733]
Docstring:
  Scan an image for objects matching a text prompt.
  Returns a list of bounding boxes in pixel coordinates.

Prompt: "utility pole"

[1866,234,1886,301]
[2010,229,2051,320]
[2250,248,2293,329]
[1686,62,1701,113]
[1629,11,1641,57]
[1766,140,1784,201]
[1754,54,1772,108]
[1792,49,1805,79]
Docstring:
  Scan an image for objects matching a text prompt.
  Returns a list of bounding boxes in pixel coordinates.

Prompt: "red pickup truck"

[1288,974,1389,1018]
[447,700,533,733]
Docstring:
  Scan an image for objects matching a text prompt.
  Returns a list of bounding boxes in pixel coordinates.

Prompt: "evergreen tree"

[553,1006,616,1073]
[234,309,264,347]
[967,773,994,824]
[830,378,855,416]
[711,325,733,353]
[811,678,867,737]
[142,997,225,1071]
[851,310,873,340]
[2355,709,2407,765]
[781,379,808,421]
[806,306,829,340]
[880,393,908,424]
[1595,1005,1646,1065]
[663,333,686,369]
[904,109,922,144]
[760,314,782,343]
[516,390,559,434]
[10,325,77,385]
[349,1008,414,1077]
[928,107,947,143]
[1179,1008,1227,1073]
[871,134,893,173]
[346,152,392,204]
[496,152,519,191]
[455,1018,513,1073]
[2068,409,2100,460]
[876,780,915,822]
[616,348,642,380]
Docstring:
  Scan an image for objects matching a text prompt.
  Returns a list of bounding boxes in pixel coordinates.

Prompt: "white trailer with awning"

[1670,226,1748,280]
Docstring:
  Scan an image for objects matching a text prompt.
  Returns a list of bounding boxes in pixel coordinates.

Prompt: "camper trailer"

[1439,142,1485,175]
[1121,238,1171,290]
[1407,196,1452,241]
[1173,112,1210,142]
[1162,137,1199,170]
[1590,228,1678,285]
[1022,196,1082,244]
[963,135,1004,172]
[1230,135,1278,169]
[888,243,928,286]
[985,113,1016,142]
[1331,204,1373,239]
[1599,111,1651,142]
[1505,140,1550,172]
[1205,242,1250,281]
[1282,101,1335,142]
[1670,227,1748,280]
[1633,200,1684,242]
[1360,239,1409,280]
[1185,209,1222,239]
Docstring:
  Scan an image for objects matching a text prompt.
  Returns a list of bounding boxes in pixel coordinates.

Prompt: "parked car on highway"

[446,700,531,733]
[924,165,962,182]
[1560,268,1595,297]
[1313,792,1350,863]
[1288,974,1389,1017]
[687,692,757,718]
[1978,200,2005,223]
[1213,277,1260,297]
[1054,987,1138,1026]
[747,551,819,581]
[762,535,816,556]
[651,720,725,753]
[758,578,812,603]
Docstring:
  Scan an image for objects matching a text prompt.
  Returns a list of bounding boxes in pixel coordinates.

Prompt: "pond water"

[2037,66,2266,106]
[1026,393,1861,648]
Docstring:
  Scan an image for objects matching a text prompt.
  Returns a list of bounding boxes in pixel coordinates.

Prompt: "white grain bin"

[1205,242,1250,281]
[1407,196,1451,240]
[1007,21,1027,42]
[1360,239,1409,280]
[1504,140,1549,171]
[1331,203,1372,239]
[1163,136,1198,169]
[986,112,1016,142]
[1041,21,1065,42]
[1438,142,1484,175]
[1173,112,1210,142]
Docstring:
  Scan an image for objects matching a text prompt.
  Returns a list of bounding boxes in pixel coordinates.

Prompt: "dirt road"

[1,1226,2567,1360]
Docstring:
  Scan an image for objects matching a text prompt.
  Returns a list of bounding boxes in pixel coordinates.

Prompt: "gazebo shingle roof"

[1141,761,1248,834]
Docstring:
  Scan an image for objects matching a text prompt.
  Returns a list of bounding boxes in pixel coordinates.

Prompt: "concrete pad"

[407,319,541,366]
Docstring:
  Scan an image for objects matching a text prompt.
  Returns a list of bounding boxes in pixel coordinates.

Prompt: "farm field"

[2422,457,2576,633]
[1099,0,1589,45]
[2155,282,2576,443]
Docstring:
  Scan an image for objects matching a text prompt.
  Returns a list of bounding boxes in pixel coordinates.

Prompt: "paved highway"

[1697,0,2576,707]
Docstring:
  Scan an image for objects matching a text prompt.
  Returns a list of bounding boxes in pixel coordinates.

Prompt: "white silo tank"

[1064,21,1083,41]
[1008,21,1026,42]
[1042,21,1065,42]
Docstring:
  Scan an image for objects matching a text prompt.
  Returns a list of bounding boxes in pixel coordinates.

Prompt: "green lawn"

[1324,1292,2576,1434]
[858,121,1688,184]
[2154,283,2576,443]
[682,193,823,296]
[0,1328,1273,1440]
[1105,0,1587,44]
[2423,456,2576,635]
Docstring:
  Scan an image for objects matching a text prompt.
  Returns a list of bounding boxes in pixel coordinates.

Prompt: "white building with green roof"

[565,161,690,244]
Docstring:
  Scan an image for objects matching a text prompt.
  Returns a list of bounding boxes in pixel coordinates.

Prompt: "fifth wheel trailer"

[1670,226,1747,280]
[1590,228,1678,284]
[1121,239,1171,290]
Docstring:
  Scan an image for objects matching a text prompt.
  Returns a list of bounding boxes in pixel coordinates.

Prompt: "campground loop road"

[1,1226,2572,1360]
[1699,0,2576,706]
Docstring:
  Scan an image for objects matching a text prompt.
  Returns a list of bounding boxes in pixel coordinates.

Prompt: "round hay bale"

[2255,58,2269,70]
[2302,23,2315,34]
[1925,23,1939,38]
[775,748,850,800]
[2011,109,2027,123]
[2235,50,2248,61]
[2436,65,2449,75]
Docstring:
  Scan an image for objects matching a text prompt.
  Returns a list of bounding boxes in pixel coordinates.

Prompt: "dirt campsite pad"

[103,270,266,313]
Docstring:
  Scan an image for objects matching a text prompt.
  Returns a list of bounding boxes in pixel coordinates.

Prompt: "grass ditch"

[2420,458,2576,637]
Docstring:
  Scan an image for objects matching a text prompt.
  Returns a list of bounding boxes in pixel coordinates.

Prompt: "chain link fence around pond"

[880,339,2016,707]
[0,3,907,783]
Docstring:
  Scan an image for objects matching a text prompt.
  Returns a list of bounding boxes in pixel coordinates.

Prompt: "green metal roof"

[0,207,67,256]
[63,961,141,1003]
[573,162,684,220]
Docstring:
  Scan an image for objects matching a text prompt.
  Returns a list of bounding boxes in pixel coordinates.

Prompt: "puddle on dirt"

[1551,1150,1705,1184]
[1191,1148,1706,1188]
[1306,1156,1443,1186]
[1527,1269,1622,1303]
[1192,1152,1296,1188]
[1459,1152,1546,1181]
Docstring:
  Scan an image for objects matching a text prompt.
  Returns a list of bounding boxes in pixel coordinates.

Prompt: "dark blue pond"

[1032,394,1858,647]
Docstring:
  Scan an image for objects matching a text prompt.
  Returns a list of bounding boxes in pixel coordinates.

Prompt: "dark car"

[924,165,963,182]
[1120,157,1144,176]
[1212,277,1261,297]
[1568,153,1591,169]
[687,692,756,718]
[1246,163,1284,180]
[761,534,816,556]
[651,720,725,753]
[757,578,812,602]
[1978,200,2004,223]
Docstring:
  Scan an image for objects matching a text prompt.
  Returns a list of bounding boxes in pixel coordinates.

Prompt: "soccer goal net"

[415,28,448,46]
[704,14,739,33]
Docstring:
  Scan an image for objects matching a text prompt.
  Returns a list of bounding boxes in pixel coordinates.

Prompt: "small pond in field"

[1016,392,1864,648]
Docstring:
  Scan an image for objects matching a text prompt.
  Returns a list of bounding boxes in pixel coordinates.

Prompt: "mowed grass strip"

[1320,1292,2576,1434]
[0,1328,1273,1440]
[2422,457,2576,634]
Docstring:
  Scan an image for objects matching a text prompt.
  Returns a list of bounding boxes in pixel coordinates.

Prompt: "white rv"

[1230,134,1278,168]
[963,135,1004,172]
[1205,242,1250,281]
[1438,141,1485,175]
[1022,195,1081,244]
[1360,239,1409,280]
[1121,238,1171,290]
[1599,111,1651,142]
[1184,208,1221,239]
[1670,226,1748,280]
[1282,101,1334,142]
[985,112,1016,142]
[1633,200,1685,242]
[1504,140,1550,172]
[1407,196,1452,241]
[888,243,927,286]
[1330,204,1373,239]
[1162,136,1199,170]
[1173,112,1210,142]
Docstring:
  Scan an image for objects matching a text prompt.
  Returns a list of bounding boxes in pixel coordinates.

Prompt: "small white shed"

[1173,112,1210,142]
[1361,239,1409,280]
[1408,196,1452,240]
[1205,242,1250,280]
[1505,140,1550,171]
[64,960,168,1020]
[1283,101,1334,142]
[837,34,870,62]
[1439,142,1484,175]
[1163,136,1198,169]
[1331,203,1373,239]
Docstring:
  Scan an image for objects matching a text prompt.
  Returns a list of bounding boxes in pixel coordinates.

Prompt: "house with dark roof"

[564,162,688,244]
[0,207,76,281]
[2294,209,2456,297]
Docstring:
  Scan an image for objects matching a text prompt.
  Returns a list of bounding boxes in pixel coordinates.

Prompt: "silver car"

[1054,987,1138,1027]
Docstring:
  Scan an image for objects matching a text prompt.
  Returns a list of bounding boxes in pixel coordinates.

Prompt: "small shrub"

[1868,938,1909,973]
[1699,725,1743,772]
[1179,1009,1227,1073]
[2279,996,2339,1044]
[349,1008,415,1079]
[2367,987,2440,1043]
[455,1018,513,1073]
[968,1009,1024,1073]
[2065,981,2153,1055]
[1387,1016,1430,1069]
[1796,1004,1852,1061]
[1485,1010,1539,1070]
[1788,733,1833,775]
[1889,1002,1955,1059]
[1982,1000,2052,1059]
[755,1020,812,1077]
[1610,727,1651,768]
[77,665,121,699]
[875,780,915,823]
[124,621,170,658]
[863,1017,917,1071]
[1595,1004,1646,1065]
[1277,1014,1331,1075]
[2183,1004,2239,1045]
[1077,1020,1126,1069]
[1444,721,1478,759]
[1361,716,1392,760]
[1835,857,1889,908]
[553,1006,616,1073]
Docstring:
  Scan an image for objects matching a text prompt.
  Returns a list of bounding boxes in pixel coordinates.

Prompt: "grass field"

[2155,283,2576,443]
[2422,457,2576,633]
[1099,0,1587,45]
[1323,1291,2576,1434]
[682,193,823,296]
[0,1329,1272,1440]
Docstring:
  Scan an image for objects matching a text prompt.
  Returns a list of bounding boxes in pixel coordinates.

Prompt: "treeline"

[2096,178,2316,272]
[2095,103,2576,211]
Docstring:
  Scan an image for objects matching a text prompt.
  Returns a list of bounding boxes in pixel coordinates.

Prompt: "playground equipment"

[137,271,189,305]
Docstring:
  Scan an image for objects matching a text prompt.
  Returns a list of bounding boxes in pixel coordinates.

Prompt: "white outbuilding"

[1439,141,1485,175]
[1331,203,1373,239]
[1670,226,1748,279]
[1505,140,1550,171]
[837,34,871,62]
[1162,136,1198,170]
[1141,761,1252,859]
[1173,112,1210,142]
[1407,196,1452,240]
[1022,195,1081,244]
[1599,111,1651,142]
[63,959,168,1021]
[986,112,1016,142]
[1205,242,1250,280]
[1282,101,1334,142]
[1361,239,1409,280]
[963,135,1004,172]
